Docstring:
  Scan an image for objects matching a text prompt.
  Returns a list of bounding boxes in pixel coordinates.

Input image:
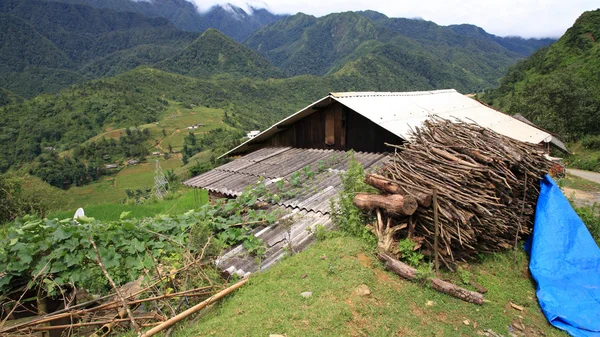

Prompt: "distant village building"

[104,164,118,169]
[184,90,565,277]
[246,130,260,139]
[152,151,161,156]
[43,146,56,151]
[127,159,139,166]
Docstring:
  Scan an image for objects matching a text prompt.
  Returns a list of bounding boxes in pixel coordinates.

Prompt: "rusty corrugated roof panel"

[216,207,333,275]
[183,147,390,214]
[183,147,390,276]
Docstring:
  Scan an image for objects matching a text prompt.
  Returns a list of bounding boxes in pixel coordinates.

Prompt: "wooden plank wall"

[344,106,404,152]
[264,102,403,152]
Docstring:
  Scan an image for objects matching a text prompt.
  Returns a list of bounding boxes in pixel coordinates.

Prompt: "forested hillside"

[245,12,554,88]
[43,0,285,41]
[0,0,198,98]
[483,9,600,140]
[0,0,561,185]
[156,29,284,79]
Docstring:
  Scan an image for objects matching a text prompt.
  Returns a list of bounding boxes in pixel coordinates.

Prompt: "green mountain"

[483,9,600,139]
[245,12,388,77]
[245,12,555,89]
[156,29,284,79]
[42,0,286,41]
[330,37,485,92]
[0,88,23,106]
[0,0,198,98]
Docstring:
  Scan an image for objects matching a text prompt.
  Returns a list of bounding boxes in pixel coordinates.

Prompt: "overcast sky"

[191,0,598,38]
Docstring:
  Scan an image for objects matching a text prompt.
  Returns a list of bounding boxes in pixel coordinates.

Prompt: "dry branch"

[379,253,484,305]
[367,117,551,263]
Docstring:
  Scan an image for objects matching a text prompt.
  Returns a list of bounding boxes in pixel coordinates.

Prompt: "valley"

[0,2,599,337]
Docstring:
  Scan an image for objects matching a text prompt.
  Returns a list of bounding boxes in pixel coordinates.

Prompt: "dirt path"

[568,169,600,184]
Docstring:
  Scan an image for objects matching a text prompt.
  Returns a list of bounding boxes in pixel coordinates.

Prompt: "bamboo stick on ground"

[139,278,249,337]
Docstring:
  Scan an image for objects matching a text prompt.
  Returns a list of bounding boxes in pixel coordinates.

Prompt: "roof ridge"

[329,89,457,98]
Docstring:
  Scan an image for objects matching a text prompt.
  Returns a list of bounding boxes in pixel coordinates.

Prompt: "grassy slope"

[47,188,208,221]
[176,237,564,337]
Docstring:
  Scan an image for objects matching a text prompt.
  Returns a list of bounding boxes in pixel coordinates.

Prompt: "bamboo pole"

[433,188,440,275]
[139,278,249,337]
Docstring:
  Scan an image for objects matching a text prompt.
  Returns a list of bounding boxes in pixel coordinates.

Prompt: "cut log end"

[354,193,418,216]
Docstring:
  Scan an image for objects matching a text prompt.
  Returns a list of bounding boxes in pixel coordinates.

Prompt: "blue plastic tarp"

[525,175,600,337]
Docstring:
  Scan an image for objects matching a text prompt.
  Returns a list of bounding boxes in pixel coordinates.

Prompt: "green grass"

[171,236,565,337]
[563,142,600,172]
[47,188,208,221]
[560,173,600,193]
[59,156,184,205]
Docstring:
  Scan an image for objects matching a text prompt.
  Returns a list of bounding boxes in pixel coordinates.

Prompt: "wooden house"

[184,90,561,277]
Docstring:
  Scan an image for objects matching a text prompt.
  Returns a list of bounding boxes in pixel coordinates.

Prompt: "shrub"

[329,152,377,246]
[582,135,600,151]
[575,203,600,244]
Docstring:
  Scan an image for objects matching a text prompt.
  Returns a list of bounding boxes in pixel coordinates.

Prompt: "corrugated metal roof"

[183,147,387,215]
[223,89,561,157]
[183,147,389,275]
[331,90,553,145]
[513,113,568,153]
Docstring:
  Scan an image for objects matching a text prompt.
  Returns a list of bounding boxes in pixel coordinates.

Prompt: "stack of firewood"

[354,117,552,268]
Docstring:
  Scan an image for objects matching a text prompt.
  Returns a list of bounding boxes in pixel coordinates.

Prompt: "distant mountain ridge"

[0,0,558,100]
[0,0,200,97]
[245,11,555,89]
[41,0,286,41]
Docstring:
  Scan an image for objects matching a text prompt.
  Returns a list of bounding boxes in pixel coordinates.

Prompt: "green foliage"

[51,0,283,42]
[575,203,600,244]
[484,9,600,140]
[398,239,425,267]
[329,152,377,246]
[0,185,280,295]
[582,135,600,151]
[0,213,192,295]
[0,174,73,223]
[74,128,152,164]
[190,186,281,258]
[0,0,198,98]
[245,11,552,89]
[156,29,283,80]
[182,128,244,165]
[30,151,103,189]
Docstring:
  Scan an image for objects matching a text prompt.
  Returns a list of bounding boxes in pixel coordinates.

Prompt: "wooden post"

[433,188,440,275]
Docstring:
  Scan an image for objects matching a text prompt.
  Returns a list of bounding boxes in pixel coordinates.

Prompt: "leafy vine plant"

[0,186,280,299]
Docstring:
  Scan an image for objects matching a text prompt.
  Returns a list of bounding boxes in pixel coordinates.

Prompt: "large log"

[354,193,418,216]
[378,253,484,305]
[364,174,432,207]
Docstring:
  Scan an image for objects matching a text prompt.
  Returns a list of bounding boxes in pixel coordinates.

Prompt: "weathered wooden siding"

[264,102,403,152]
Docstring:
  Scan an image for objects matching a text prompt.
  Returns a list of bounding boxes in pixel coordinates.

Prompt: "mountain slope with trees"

[156,29,284,79]
[42,0,286,41]
[245,12,555,88]
[483,9,600,140]
[0,0,198,97]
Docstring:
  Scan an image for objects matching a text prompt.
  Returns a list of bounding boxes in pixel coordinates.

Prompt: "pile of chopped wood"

[355,117,552,268]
